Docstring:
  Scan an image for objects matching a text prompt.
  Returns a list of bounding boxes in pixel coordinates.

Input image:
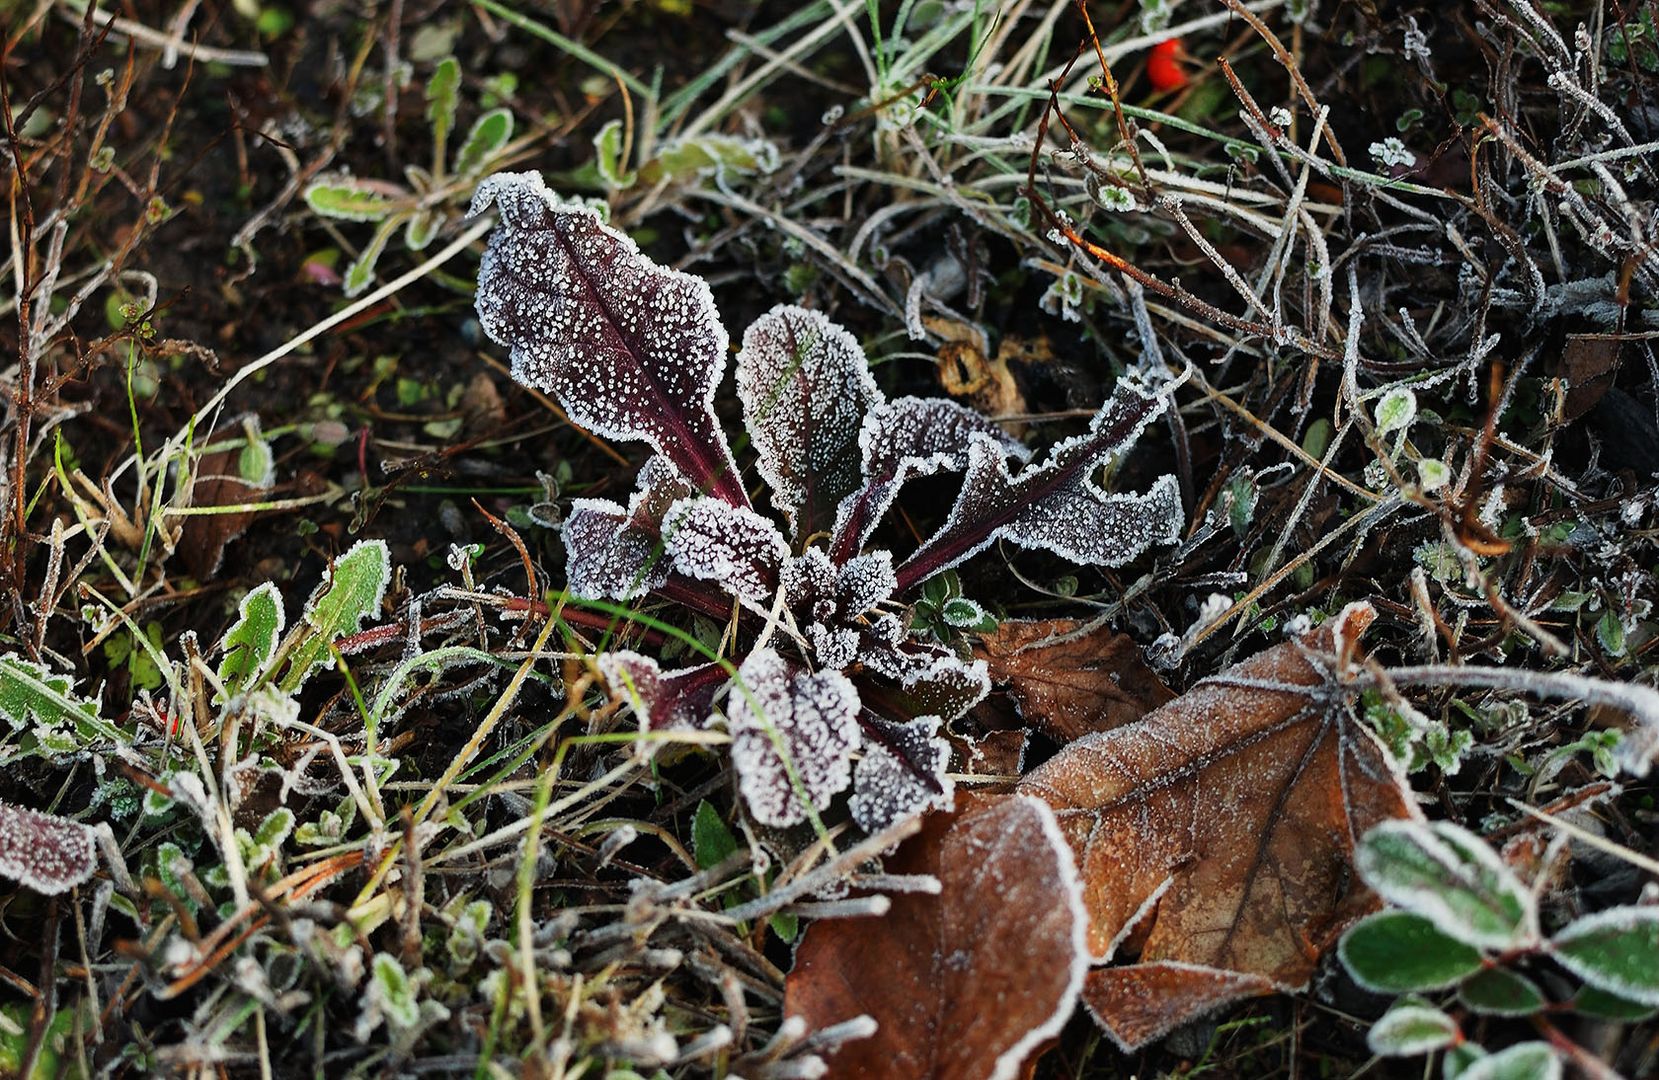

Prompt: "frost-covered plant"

[305,56,516,295]
[1339,819,1659,1076]
[471,171,1183,833]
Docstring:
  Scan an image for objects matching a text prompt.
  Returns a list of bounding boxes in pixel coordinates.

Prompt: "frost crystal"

[849,715,954,833]
[724,650,861,827]
[563,457,693,601]
[471,171,746,505]
[0,800,97,895]
[737,305,882,539]
[896,378,1182,591]
[663,498,791,610]
[1369,137,1417,170]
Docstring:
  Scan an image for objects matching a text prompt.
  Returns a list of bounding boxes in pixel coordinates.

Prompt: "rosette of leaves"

[305,57,515,295]
[471,170,1182,835]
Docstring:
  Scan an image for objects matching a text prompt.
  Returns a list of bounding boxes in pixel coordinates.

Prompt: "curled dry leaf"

[1017,602,1419,1050]
[975,619,1175,742]
[786,794,1088,1080]
[0,800,97,895]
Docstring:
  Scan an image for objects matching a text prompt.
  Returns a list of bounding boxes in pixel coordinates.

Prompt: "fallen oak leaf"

[1017,602,1420,1050]
[786,794,1088,1080]
[975,619,1174,742]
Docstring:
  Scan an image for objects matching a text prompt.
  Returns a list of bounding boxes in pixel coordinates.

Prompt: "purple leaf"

[663,498,791,612]
[471,172,747,506]
[0,800,96,895]
[832,397,1031,561]
[850,714,954,834]
[858,638,990,721]
[563,457,693,601]
[725,649,861,828]
[783,548,898,670]
[736,305,882,540]
[894,378,1182,593]
[599,652,728,735]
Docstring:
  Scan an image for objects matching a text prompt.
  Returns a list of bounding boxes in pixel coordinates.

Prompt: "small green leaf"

[1367,1002,1460,1057]
[1458,968,1545,1016]
[1417,458,1450,491]
[425,57,460,165]
[403,209,444,252]
[304,181,397,222]
[1445,1043,1487,1080]
[255,807,295,849]
[1550,906,1659,1006]
[0,655,101,733]
[343,215,402,298]
[217,582,286,700]
[1356,819,1535,950]
[1338,910,1484,993]
[692,799,739,870]
[1456,1042,1560,1080]
[1595,610,1626,657]
[370,953,421,1030]
[1571,985,1658,1021]
[1375,386,1417,434]
[638,133,780,185]
[454,109,514,178]
[591,118,636,190]
[280,540,391,692]
[941,597,997,632]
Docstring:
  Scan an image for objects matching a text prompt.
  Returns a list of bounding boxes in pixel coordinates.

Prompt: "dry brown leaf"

[785,794,1087,1080]
[1016,602,1420,1050]
[1080,962,1276,1051]
[926,316,1028,433]
[975,619,1174,742]
[177,420,274,579]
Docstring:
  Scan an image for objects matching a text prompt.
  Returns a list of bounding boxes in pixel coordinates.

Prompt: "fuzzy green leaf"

[1366,1003,1460,1057]
[216,582,286,700]
[0,655,101,734]
[692,799,739,871]
[591,118,635,190]
[280,539,391,692]
[343,215,402,297]
[1338,910,1484,993]
[639,133,780,185]
[454,109,514,178]
[1356,819,1535,951]
[404,208,444,252]
[425,57,460,165]
[1458,968,1544,1016]
[1550,906,1659,1006]
[1571,985,1658,1021]
[1457,1042,1560,1080]
[370,953,421,1030]
[304,181,397,222]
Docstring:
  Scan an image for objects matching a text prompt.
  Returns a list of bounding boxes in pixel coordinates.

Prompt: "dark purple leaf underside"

[599,652,728,734]
[737,305,881,542]
[850,713,954,833]
[0,801,96,895]
[563,456,692,601]
[471,172,747,506]
[895,379,1182,593]
[830,397,1030,563]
